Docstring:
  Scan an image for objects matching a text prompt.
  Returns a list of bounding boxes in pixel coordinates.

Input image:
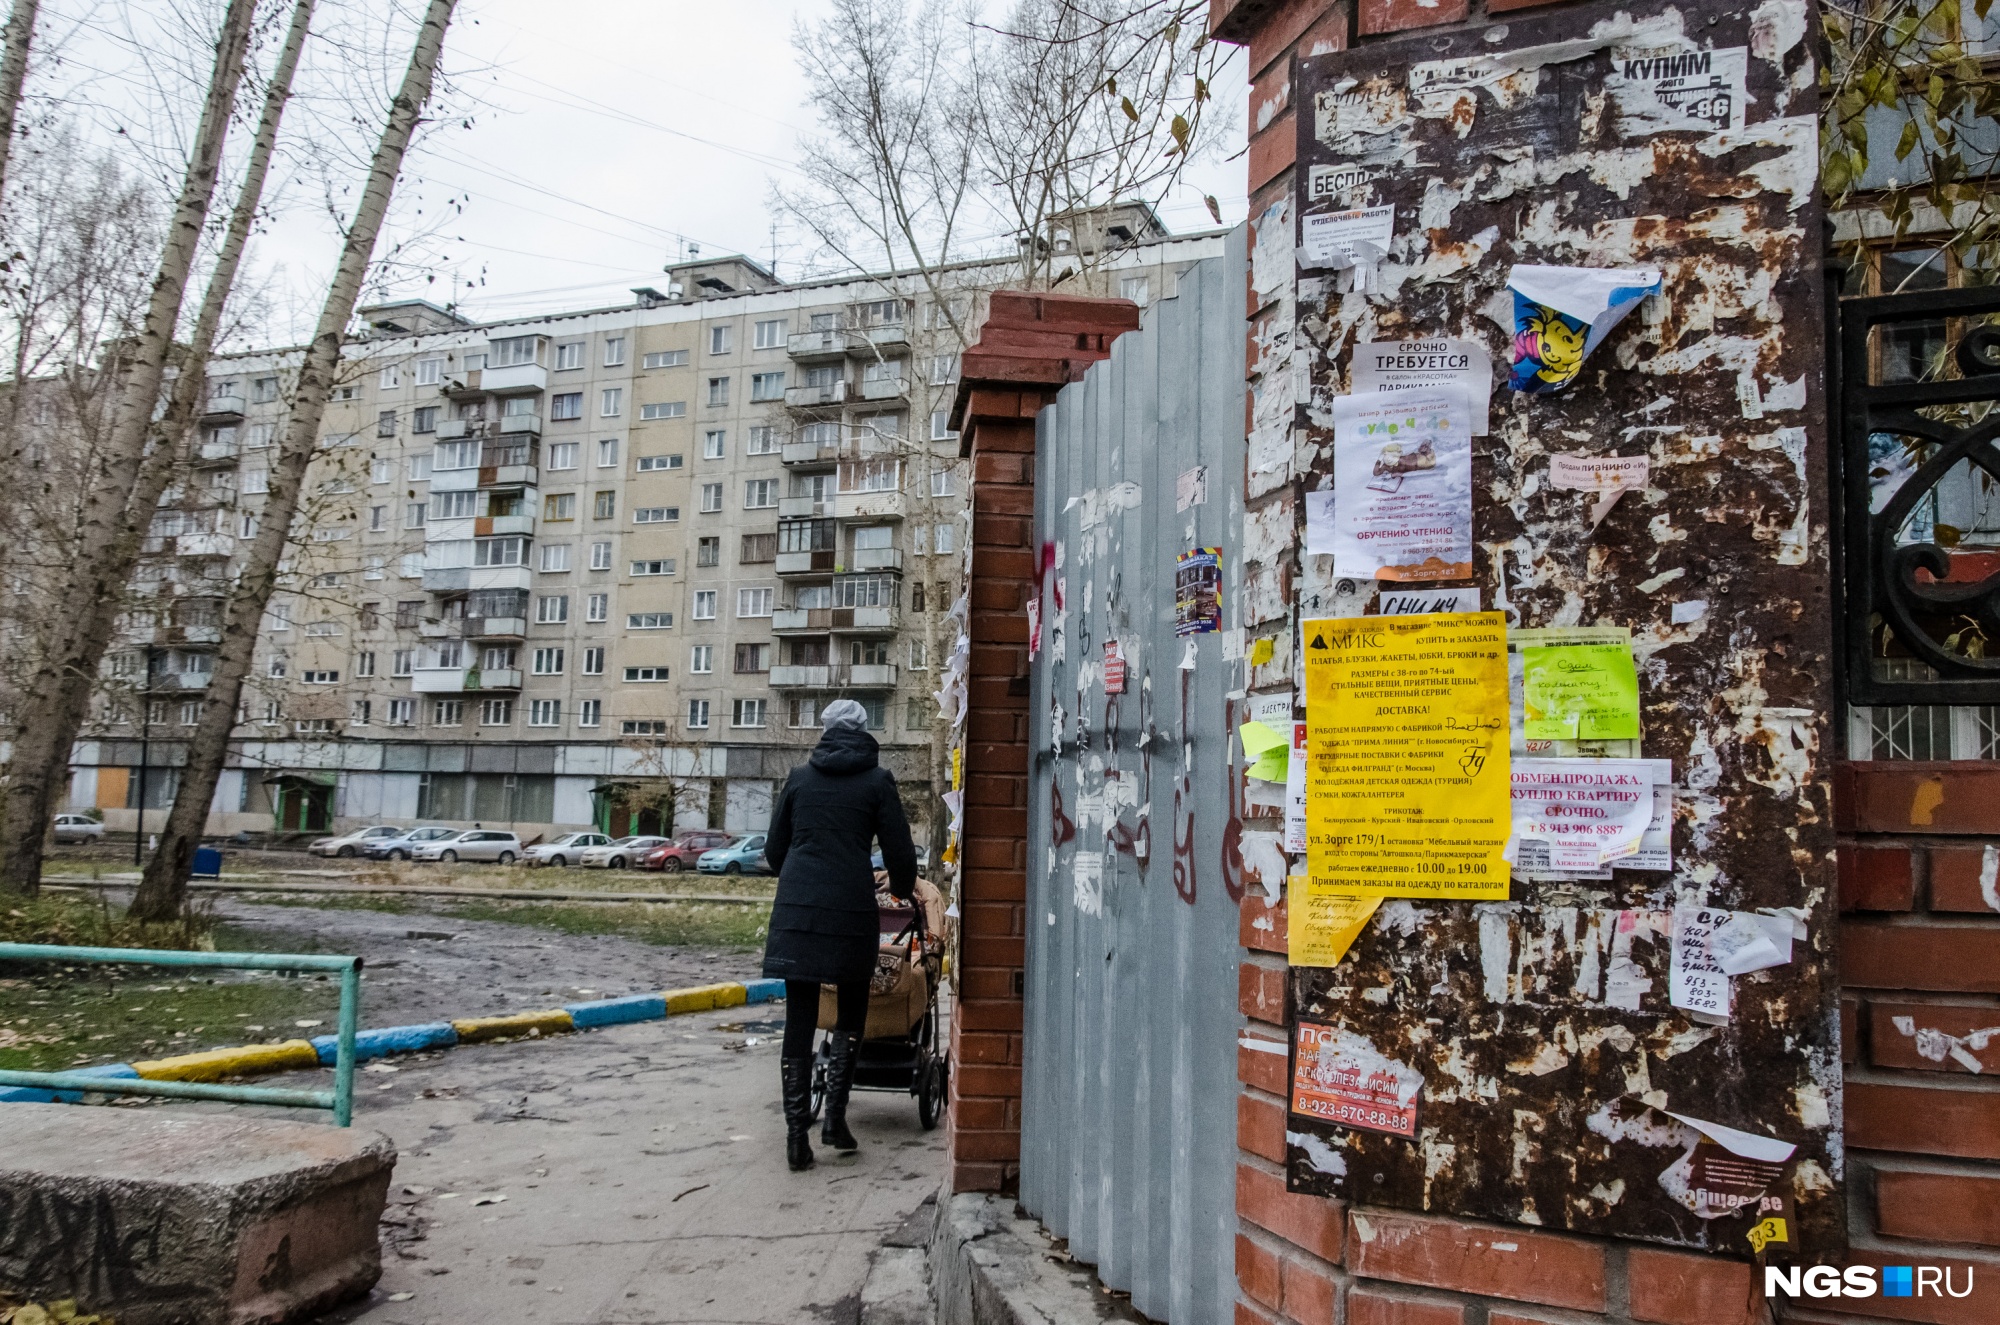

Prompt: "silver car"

[522,832,611,867]
[365,826,459,861]
[52,813,105,844]
[413,829,521,864]
[309,825,402,858]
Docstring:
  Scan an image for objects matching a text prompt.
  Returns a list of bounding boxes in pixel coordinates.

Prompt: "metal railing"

[0,943,361,1125]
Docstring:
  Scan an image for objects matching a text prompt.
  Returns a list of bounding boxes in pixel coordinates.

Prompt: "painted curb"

[2,977,790,1104]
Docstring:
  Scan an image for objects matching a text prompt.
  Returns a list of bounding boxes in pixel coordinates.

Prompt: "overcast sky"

[57,0,1249,341]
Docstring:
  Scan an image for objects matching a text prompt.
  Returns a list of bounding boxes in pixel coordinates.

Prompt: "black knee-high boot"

[781,1056,815,1171]
[820,1030,860,1151]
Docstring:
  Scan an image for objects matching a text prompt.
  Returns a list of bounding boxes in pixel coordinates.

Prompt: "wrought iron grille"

[1839,284,2000,705]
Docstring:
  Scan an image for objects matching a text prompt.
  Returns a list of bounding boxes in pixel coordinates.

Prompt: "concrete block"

[0,1103,395,1324]
[743,978,787,1003]
[133,1040,321,1082]
[449,1009,573,1042]
[565,994,667,1028]
[663,982,748,1014]
[0,1062,139,1104]
[310,1022,458,1065]
[929,1189,1144,1325]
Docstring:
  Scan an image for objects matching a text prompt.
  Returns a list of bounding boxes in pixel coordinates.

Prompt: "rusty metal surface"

[1285,0,1842,1255]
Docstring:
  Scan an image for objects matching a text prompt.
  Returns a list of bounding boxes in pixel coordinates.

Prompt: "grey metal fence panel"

[1021,227,1247,1325]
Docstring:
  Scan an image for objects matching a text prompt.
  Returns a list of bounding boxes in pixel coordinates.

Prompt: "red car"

[640,829,736,873]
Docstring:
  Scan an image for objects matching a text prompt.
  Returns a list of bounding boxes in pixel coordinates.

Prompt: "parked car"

[639,829,736,873]
[696,834,770,875]
[52,813,105,844]
[309,825,402,858]
[580,836,669,869]
[413,829,522,864]
[365,826,460,861]
[522,832,611,867]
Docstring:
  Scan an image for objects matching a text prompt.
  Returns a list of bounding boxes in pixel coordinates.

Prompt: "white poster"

[1301,206,1395,270]
[1606,45,1748,137]
[1330,387,1474,581]
[1511,758,1665,869]
[1670,906,1732,1017]
[1351,339,1494,435]
[1379,587,1479,616]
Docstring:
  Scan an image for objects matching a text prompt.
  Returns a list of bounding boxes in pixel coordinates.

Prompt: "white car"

[308,825,402,858]
[52,813,105,844]
[412,829,522,864]
[365,826,459,861]
[522,832,612,867]
[579,836,669,869]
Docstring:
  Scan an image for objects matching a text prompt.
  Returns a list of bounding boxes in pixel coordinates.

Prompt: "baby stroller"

[809,876,951,1129]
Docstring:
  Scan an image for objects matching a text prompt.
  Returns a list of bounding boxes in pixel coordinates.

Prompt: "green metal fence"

[0,942,361,1125]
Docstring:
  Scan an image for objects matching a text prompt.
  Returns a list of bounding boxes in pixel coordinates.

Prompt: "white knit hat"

[821,698,869,731]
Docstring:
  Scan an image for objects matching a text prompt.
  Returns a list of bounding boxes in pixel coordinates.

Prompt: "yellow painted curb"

[663,982,747,1015]
[133,1039,321,1082]
[450,1010,575,1043]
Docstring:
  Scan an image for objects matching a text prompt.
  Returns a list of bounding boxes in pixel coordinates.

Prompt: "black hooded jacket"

[764,726,918,942]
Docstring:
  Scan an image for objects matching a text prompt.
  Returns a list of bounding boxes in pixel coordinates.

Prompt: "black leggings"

[783,979,867,1056]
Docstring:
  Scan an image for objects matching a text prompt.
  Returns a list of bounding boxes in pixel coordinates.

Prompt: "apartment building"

[64,223,1227,842]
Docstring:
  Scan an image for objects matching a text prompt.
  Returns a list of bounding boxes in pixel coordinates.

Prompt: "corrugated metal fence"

[1020,227,1246,1325]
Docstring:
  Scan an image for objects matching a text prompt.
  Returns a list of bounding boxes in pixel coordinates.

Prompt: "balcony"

[844,662,899,687]
[175,533,236,557]
[849,324,908,355]
[787,329,848,361]
[474,514,536,537]
[418,618,450,637]
[410,666,522,693]
[481,363,548,395]
[465,615,527,640]
[200,393,245,422]
[782,440,840,468]
[772,608,832,634]
[857,373,909,402]
[849,547,903,573]
[164,624,222,645]
[434,418,475,440]
[779,496,832,520]
[442,369,484,398]
[422,567,470,593]
[769,665,831,689]
[478,441,537,488]
[195,437,239,464]
[150,671,211,691]
[767,662,899,689]
[831,604,900,633]
[496,413,541,437]
[784,381,848,410]
[834,490,906,521]
[467,565,534,593]
[776,550,836,576]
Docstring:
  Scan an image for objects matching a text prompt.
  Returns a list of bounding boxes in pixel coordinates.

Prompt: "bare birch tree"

[133,0,460,920]
[0,0,258,897]
[0,0,40,202]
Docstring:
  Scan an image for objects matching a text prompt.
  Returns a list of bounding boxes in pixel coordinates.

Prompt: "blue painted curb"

[566,993,668,1028]
[310,1022,458,1066]
[743,978,786,1003]
[0,1062,140,1104]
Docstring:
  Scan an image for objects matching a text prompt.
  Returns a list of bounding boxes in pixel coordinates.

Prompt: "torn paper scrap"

[1330,387,1475,582]
[1300,205,1395,271]
[1288,877,1382,968]
[1506,265,1663,393]
[1550,453,1652,527]
[1351,338,1494,435]
[1175,465,1208,512]
[1669,907,1732,1017]
[1710,910,1796,976]
[1304,489,1337,556]
[1249,636,1275,667]
[1285,722,1307,853]
[1379,586,1479,616]
[1179,638,1198,670]
[1671,599,1709,625]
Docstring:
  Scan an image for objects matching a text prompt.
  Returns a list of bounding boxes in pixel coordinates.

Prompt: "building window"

[583,646,605,675]
[251,375,280,402]
[604,336,626,367]
[623,719,668,736]
[746,425,778,455]
[839,458,902,493]
[731,698,767,729]
[710,325,731,355]
[537,594,569,624]
[355,651,378,677]
[640,401,686,420]
[368,504,386,531]
[931,468,956,497]
[586,593,608,622]
[436,439,479,470]
[686,699,710,730]
[636,453,683,471]
[475,536,528,567]
[555,340,584,371]
[930,354,958,384]
[911,581,926,612]
[734,642,769,673]
[934,522,956,554]
[376,410,396,437]
[859,298,902,326]
[578,699,601,727]
[480,699,513,726]
[697,536,721,567]
[388,698,414,726]
[624,665,670,682]
[379,364,400,389]
[413,405,439,433]
[633,506,679,524]
[707,376,729,407]
[907,697,929,729]
[590,541,612,570]
[693,590,717,620]
[703,430,726,459]
[744,479,778,509]
[643,349,689,369]
[912,525,929,556]
[627,612,674,629]
[551,392,583,421]
[528,699,560,726]
[351,700,374,726]
[405,501,427,529]
[597,438,619,467]
[909,638,929,669]
[392,648,416,676]
[750,371,786,402]
[544,492,576,522]
[600,388,623,418]
[415,357,443,386]
[740,532,777,563]
[434,489,477,518]
[736,587,773,618]
[789,698,820,728]
[548,442,579,470]
[754,319,786,349]
[433,700,464,727]
[594,490,616,520]
[540,543,571,572]
[1120,275,1150,306]
[630,559,676,576]
[489,335,541,367]
[691,644,713,673]
[532,647,565,675]
[700,483,724,513]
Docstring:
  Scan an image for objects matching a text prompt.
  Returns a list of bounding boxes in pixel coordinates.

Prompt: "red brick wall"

[946,292,1141,1193]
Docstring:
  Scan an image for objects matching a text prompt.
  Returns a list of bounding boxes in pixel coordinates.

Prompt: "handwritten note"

[1521,644,1640,740]
[1288,877,1382,968]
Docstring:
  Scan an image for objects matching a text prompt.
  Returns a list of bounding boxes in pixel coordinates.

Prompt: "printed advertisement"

[1330,388,1475,582]
[1174,547,1222,636]
[1350,338,1493,435]
[1509,758,1666,869]
[1291,1021,1423,1138]
[1303,612,1511,899]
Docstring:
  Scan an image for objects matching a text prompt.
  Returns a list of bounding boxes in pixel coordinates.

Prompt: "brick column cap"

[949,290,1141,448]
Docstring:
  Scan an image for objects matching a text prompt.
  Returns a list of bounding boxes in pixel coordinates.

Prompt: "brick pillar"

[945,291,1140,1194]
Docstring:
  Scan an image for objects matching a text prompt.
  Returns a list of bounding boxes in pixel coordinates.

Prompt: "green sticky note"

[1238,720,1288,759]
[1521,644,1640,739]
[1248,746,1289,782]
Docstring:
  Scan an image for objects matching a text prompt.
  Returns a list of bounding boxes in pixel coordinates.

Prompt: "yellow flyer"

[1287,876,1382,967]
[1303,612,1511,899]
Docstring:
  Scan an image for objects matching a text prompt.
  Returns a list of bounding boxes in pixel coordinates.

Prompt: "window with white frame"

[356,651,378,677]
[636,453,683,471]
[744,479,778,509]
[532,647,565,675]
[627,612,673,629]
[930,410,957,441]
[243,469,269,494]
[432,700,464,727]
[578,698,601,727]
[703,430,725,459]
[415,357,444,385]
[630,559,675,576]
[691,644,713,673]
[269,601,292,631]
[392,649,415,676]
[582,646,605,674]
[934,521,956,554]
[404,501,427,529]
[643,349,688,369]
[686,699,710,729]
[489,335,540,367]
[930,354,958,384]
[528,699,560,727]
[555,340,584,371]
[433,490,476,518]
[548,441,579,469]
[754,319,786,349]
[388,698,414,726]
[909,638,929,669]
[692,590,717,620]
[623,719,668,736]
[589,542,612,570]
[536,594,569,623]
[736,587,773,618]
[407,452,432,481]
[707,376,729,406]
[436,439,479,470]
[709,325,732,355]
[303,668,337,684]
[364,554,385,581]
[379,363,400,389]
[594,490,616,519]
[747,425,778,455]
[596,437,619,467]
[700,482,723,513]
[838,458,901,493]
[624,665,669,682]
[247,422,275,449]
[1119,275,1150,306]
[603,336,626,367]
[252,375,280,402]
[551,392,583,421]
[731,698,767,728]
[480,698,513,726]
[750,371,785,401]
[377,409,397,437]
[475,537,528,567]
[540,543,571,572]
[600,388,623,417]
[931,467,956,497]
[586,593,608,622]
[370,457,392,484]
[912,524,929,556]
[633,506,679,523]
[640,401,685,420]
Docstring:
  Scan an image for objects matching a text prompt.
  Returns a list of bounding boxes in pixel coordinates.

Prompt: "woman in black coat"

[763,698,918,1171]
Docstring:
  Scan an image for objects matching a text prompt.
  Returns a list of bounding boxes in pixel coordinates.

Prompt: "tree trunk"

[0,0,257,898]
[0,0,41,203]
[132,0,459,921]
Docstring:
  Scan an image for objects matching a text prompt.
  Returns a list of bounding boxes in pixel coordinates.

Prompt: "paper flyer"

[1287,877,1382,968]
[1300,205,1395,271]
[1351,339,1493,435]
[1506,265,1662,393]
[1304,612,1511,899]
[1522,643,1642,740]
[1284,720,1307,853]
[1291,1021,1423,1138]
[1330,387,1474,582]
[1510,758,1663,869]
[1174,548,1222,636]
